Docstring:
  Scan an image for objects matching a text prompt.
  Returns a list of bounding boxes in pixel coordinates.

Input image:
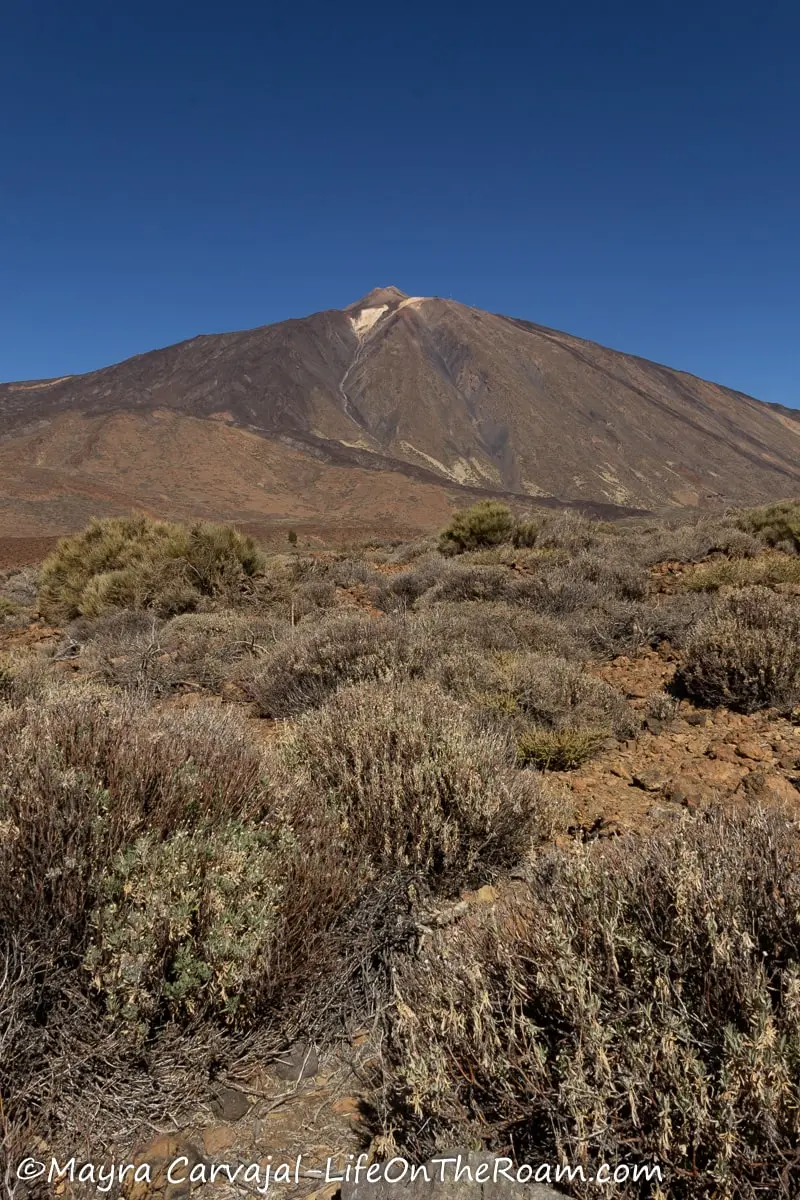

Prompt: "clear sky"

[1,0,798,407]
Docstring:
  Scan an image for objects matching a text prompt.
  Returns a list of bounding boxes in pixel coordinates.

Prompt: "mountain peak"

[345,286,408,311]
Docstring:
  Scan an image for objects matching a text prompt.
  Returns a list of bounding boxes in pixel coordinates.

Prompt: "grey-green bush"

[675,586,800,713]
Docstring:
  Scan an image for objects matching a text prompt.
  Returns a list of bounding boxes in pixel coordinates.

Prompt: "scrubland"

[1,502,800,1198]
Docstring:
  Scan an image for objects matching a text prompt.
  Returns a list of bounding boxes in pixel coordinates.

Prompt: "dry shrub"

[0,686,271,934]
[675,586,800,713]
[683,554,800,591]
[431,650,637,741]
[278,680,562,892]
[514,553,647,615]
[644,691,681,724]
[636,516,761,565]
[242,613,422,717]
[535,509,602,553]
[423,564,512,604]
[565,591,712,658]
[0,680,361,1147]
[291,577,337,616]
[418,601,582,657]
[387,537,439,564]
[80,609,288,694]
[37,515,264,622]
[388,555,450,606]
[380,807,800,1199]
[439,500,514,554]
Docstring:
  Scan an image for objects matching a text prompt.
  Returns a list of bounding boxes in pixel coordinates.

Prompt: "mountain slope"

[1,287,798,537]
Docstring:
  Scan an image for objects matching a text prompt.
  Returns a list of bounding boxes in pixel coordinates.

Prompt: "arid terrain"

[2,288,799,539]
[2,499,800,1198]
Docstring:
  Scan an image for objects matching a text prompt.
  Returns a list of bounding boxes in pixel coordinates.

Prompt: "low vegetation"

[739,498,800,551]
[676,586,800,713]
[37,514,264,621]
[380,808,800,1199]
[2,500,800,1193]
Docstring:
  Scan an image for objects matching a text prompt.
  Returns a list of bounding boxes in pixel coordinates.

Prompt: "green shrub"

[84,821,295,1031]
[439,501,514,554]
[675,586,800,713]
[683,554,800,591]
[516,726,608,770]
[287,529,298,545]
[512,519,541,548]
[279,680,562,892]
[379,807,800,1197]
[740,499,800,552]
[37,515,265,622]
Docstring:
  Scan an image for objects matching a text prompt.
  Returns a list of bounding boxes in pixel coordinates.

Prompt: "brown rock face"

[2,287,799,538]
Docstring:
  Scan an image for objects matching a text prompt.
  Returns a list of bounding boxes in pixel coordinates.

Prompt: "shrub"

[636,516,761,565]
[516,726,607,770]
[37,515,265,622]
[644,691,681,724]
[279,680,562,892]
[431,650,638,741]
[80,609,288,694]
[439,501,514,554]
[512,519,541,548]
[740,499,800,552]
[388,537,439,564]
[0,684,272,947]
[423,564,511,604]
[417,602,582,658]
[84,820,295,1031]
[675,586,800,713]
[287,529,298,545]
[291,577,337,616]
[379,808,800,1197]
[535,509,600,553]
[388,555,449,606]
[683,554,800,591]
[242,613,421,717]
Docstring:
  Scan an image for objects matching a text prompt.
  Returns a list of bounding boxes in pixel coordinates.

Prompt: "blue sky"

[1,0,798,407]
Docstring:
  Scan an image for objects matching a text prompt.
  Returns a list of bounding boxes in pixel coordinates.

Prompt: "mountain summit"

[1,290,798,538]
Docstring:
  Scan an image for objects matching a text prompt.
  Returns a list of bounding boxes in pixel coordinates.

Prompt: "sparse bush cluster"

[3,500,800,1185]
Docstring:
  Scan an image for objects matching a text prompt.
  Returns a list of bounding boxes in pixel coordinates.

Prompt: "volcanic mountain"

[1,286,798,538]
